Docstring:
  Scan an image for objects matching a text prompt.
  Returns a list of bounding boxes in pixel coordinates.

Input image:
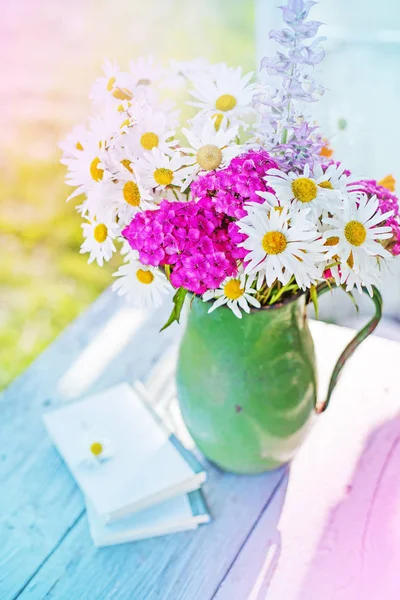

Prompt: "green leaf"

[268,277,297,305]
[160,287,188,332]
[174,287,188,320]
[310,284,319,319]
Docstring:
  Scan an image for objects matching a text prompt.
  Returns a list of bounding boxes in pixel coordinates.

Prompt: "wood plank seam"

[11,511,85,600]
[210,467,288,599]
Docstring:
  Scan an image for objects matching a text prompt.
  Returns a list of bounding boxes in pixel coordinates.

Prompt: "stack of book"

[43,383,210,547]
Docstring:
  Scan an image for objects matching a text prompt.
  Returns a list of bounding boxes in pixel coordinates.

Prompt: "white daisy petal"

[237,201,326,290]
[112,259,171,308]
[323,192,394,272]
[202,270,259,318]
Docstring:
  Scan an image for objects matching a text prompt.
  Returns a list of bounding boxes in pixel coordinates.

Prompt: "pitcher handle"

[310,282,383,414]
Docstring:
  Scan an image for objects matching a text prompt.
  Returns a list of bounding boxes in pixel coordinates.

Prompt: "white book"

[86,489,211,547]
[43,383,206,522]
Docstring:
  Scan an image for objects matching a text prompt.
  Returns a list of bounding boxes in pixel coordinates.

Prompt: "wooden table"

[2,290,400,600]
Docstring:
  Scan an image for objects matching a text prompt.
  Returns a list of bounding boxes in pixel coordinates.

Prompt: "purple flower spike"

[255,0,326,171]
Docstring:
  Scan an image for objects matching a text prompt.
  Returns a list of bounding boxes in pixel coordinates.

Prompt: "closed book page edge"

[88,489,210,547]
[106,471,206,522]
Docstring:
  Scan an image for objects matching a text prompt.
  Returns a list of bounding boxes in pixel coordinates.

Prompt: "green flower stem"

[312,283,383,414]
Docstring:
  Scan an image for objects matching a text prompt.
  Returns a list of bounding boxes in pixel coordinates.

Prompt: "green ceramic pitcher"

[176,285,382,474]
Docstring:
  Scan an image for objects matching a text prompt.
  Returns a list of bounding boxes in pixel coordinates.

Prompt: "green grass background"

[0,0,255,389]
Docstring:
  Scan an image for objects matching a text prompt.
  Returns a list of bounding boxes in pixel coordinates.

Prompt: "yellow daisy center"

[140,132,159,150]
[90,441,103,456]
[292,177,318,203]
[344,220,367,246]
[224,279,244,300]
[117,102,132,112]
[262,231,287,255]
[107,77,116,91]
[324,236,339,247]
[120,159,133,173]
[136,269,154,284]
[112,87,133,101]
[215,94,237,112]
[347,251,354,269]
[90,157,104,182]
[154,168,174,186]
[319,180,333,189]
[196,144,223,170]
[212,113,224,131]
[76,141,84,151]
[93,223,108,243]
[123,181,141,206]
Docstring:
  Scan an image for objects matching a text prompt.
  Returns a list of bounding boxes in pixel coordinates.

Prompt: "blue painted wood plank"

[214,473,289,600]
[0,288,287,600]
[18,467,286,600]
[0,290,177,600]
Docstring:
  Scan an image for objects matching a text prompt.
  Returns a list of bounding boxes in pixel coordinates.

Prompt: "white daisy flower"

[254,191,287,213]
[62,143,109,202]
[202,272,260,319]
[129,55,165,87]
[78,432,113,469]
[61,113,122,201]
[333,254,384,297]
[85,169,154,225]
[264,164,341,218]
[120,239,136,260]
[88,109,126,146]
[322,192,393,270]
[168,58,214,89]
[105,141,139,179]
[188,64,256,122]
[59,124,88,160]
[90,59,134,105]
[180,117,242,190]
[112,259,171,308]
[120,107,178,157]
[237,203,326,289]
[106,170,155,225]
[312,162,359,195]
[80,180,114,222]
[138,148,189,191]
[81,218,119,266]
[316,216,343,260]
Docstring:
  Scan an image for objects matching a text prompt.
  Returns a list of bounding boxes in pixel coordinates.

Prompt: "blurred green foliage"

[1,0,255,389]
[0,160,120,389]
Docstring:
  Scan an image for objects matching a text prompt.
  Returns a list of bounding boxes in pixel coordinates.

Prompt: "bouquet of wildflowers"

[61,0,400,328]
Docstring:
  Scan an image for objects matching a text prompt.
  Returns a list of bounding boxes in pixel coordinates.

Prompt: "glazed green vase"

[176,287,382,474]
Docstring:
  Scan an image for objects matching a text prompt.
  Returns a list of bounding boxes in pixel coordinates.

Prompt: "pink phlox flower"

[191,149,278,218]
[122,197,239,293]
